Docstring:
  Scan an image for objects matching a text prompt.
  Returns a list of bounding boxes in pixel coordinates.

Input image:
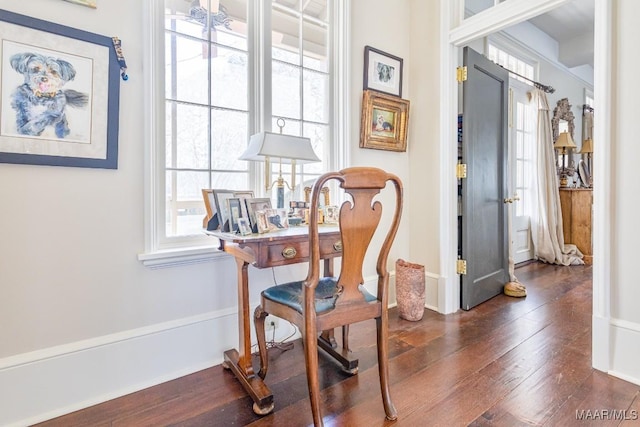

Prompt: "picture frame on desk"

[324,205,339,224]
[213,189,236,232]
[227,197,242,233]
[233,190,254,221]
[246,197,272,233]
[266,208,288,231]
[201,189,219,230]
[255,209,270,234]
[237,218,252,236]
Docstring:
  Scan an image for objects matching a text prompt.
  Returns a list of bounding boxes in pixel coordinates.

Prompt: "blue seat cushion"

[262,277,377,314]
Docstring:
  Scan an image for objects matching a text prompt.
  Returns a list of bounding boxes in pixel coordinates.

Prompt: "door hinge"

[456,163,467,179]
[456,66,467,82]
[457,259,467,275]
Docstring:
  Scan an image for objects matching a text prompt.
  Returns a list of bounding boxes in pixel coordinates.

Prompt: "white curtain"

[530,89,584,266]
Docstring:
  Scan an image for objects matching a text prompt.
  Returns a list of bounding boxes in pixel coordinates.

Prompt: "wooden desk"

[210,226,352,415]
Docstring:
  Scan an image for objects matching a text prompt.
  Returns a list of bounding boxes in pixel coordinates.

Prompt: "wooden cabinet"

[559,188,593,264]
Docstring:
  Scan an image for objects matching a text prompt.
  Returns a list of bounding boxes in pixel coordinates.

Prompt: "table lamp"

[554,131,577,187]
[579,137,593,186]
[239,118,320,208]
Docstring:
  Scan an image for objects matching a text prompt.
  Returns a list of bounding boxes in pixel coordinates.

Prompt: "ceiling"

[466,0,595,70]
[529,0,595,68]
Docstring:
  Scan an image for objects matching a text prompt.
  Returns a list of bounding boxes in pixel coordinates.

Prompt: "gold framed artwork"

[359,90,410,152]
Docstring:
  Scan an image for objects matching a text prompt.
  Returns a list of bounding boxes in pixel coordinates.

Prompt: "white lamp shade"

[239,132,320,164]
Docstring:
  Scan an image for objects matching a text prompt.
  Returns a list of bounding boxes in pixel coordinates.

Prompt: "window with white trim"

[146,0,345,253]
[488,41,537,218]
[487,43,534,85]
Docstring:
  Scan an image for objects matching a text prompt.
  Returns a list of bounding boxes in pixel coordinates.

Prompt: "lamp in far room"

[239,118,320,208]
[554,131,577,187]
[579,137,594,187]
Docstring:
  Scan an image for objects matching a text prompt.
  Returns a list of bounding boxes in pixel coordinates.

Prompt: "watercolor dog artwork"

[9,52,89,139]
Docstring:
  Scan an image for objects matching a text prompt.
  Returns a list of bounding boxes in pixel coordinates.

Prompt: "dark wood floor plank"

[545,370,640,426]
[470,338,593,425]
[328,315,549,426]
[35,263,640,427]
[620,393,640,426]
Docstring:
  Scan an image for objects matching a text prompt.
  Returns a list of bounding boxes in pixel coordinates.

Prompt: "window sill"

[138,245,228,269]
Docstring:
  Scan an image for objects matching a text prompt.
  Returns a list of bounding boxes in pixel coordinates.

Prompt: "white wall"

[0,1,413,425]
[406,0,443,311]
[608,0,640,385]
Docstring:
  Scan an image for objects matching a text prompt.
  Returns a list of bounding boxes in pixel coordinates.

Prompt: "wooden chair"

[254,167,402,426]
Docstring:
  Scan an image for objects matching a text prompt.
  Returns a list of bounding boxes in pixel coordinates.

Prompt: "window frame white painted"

[139,0,350,268]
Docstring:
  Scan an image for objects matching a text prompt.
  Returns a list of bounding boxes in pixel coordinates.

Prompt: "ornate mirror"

[551,98,575,142]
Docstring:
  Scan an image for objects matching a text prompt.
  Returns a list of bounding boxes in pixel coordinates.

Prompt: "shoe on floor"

[504,281,527,298]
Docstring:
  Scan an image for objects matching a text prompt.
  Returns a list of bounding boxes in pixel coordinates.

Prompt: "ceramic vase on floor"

[395,259,425,321]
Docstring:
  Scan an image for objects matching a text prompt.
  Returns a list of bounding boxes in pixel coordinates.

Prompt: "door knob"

[503,194,520,204]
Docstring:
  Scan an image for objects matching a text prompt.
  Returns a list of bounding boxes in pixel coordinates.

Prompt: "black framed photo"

[363,45,403,98]
[0,9,120,169]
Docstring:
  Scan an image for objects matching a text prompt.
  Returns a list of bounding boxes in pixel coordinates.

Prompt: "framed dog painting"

[363,46,403,98]
[359,90,410,152]
[0,9,119,169]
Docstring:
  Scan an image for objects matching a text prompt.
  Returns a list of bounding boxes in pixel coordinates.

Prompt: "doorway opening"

[440,0,610,370]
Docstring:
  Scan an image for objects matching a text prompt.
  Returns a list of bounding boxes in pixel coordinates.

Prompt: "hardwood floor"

[36,262,640,426]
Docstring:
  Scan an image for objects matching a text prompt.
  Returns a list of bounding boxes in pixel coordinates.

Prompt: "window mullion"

[169,16,179,237]
[206,0,213,188]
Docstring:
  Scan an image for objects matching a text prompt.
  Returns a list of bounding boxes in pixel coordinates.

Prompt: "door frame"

[438,0,612,372]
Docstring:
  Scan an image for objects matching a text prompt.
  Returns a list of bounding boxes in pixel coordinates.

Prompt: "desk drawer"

[266,242,309,264]
[262,238,342,266]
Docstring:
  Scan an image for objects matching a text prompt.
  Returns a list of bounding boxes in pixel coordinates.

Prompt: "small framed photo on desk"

[255,210,270,234]
[227,198,242,233]
[233,191,254,220]
[246,198,272,232]
[237,218,252,236]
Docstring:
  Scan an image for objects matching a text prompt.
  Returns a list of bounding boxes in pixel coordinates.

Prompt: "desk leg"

[222,258,274,415]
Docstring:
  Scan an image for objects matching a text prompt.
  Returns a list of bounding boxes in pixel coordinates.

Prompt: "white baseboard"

[592,314,610,372]
[425,271,440,312]
[0,309,240,427]
[607,318,640,386]
[1,270,440,426]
